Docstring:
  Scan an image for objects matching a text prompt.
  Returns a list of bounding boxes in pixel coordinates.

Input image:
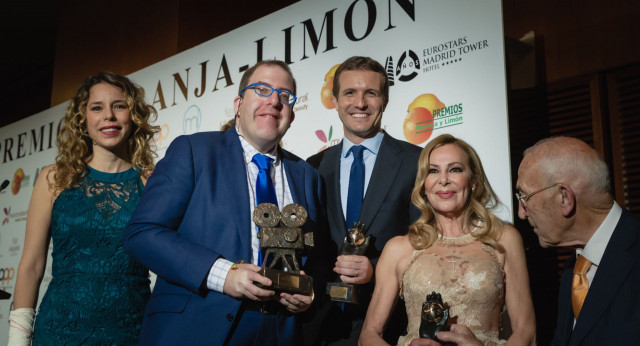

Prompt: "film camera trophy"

[326,222,371,304]
[253,203,314,295]
[419,291,450,340]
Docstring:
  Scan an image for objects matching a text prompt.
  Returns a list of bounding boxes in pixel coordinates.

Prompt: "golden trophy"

[419,291,450,340]
[326,222,371,304]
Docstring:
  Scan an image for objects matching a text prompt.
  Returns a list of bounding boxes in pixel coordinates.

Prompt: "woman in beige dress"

[359,134,536,345]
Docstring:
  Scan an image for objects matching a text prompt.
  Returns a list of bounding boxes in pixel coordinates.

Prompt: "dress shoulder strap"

[399,249,425,297]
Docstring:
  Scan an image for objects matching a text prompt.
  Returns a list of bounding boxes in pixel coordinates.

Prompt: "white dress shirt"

[339,132,384,221]
[206,132,293,293]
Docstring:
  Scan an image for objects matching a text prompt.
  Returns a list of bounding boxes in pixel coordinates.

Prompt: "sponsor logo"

[386,50,420,84]
[293,92,309,113]
[320,64,340,110]
[11,168,25,195]
[154,123,171,149]
[403,94,463,145]
[386,36,491,78]
[315,125,341,152]
[2,207,8,225]
[2,207,28,226]
[0,267,15,285]
[9,237,20,257]
[183,105,202,134]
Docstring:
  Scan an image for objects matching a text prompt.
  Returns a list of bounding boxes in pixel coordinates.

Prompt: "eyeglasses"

[515,183,562,207]
[239,83,297,105]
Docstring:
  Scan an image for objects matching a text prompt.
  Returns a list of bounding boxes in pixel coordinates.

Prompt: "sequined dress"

[32,167,150,345]
[397,233,506,346]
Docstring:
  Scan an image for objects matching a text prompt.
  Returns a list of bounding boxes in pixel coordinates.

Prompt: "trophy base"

[256,267,313,295]
[326,281,361,304]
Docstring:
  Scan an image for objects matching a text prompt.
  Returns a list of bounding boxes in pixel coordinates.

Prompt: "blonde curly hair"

[53,71,159,191]
[408,134,504,251]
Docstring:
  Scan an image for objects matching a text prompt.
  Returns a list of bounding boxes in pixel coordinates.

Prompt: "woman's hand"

[433,324,483,346]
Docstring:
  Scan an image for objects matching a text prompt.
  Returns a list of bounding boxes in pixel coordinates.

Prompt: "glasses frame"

[239,82,297,105]
[515,183,563,207]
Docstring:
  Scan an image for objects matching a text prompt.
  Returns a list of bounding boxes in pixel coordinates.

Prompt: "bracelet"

[230,260,244,270]
[9,319,31,334]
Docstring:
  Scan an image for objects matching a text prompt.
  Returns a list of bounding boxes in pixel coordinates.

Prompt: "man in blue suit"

[516,136,640,345]
[125,60,325,345]
[305,56,421,345]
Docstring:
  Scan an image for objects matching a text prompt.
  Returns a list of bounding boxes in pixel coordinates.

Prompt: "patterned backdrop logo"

[1,207,27,226]
[11,168,25,195]
[9,238,20,257]
[385,50,420,85]
[183,105,202,134]
[0,267,15,286]
[402,94,464,145]
[314,125,341,152]
[320,64,340,110]
[154,123,170,149]
[2,207,9,225]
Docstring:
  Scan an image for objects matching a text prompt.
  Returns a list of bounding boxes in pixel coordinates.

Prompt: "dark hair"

[220,118,235,131]
[237,60,297,96]
[54,71,159,189]
[332,56,389,103]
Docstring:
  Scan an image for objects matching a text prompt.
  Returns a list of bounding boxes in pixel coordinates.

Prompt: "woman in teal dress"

[9,71,158,345]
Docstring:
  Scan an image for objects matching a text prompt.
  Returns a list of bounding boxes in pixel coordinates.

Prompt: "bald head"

[522,137,611,197]
[517,137,613,248]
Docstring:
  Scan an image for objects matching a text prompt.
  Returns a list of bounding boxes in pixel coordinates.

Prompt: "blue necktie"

[345,145,365,229]
[252,154,278,266]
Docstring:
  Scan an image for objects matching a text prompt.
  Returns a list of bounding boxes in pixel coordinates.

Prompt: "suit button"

[226,314,233,321]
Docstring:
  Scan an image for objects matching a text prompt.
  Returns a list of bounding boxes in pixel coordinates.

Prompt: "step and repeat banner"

[0,0,510,338]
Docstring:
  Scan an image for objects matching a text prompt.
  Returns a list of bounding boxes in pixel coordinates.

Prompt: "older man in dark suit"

[516,136,640,345]
[306,56,421,345]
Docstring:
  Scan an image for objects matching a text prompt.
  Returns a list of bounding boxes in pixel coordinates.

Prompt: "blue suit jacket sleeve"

[124,135,221,294]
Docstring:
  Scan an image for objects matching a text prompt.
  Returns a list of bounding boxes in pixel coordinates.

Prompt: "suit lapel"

[554,256,576,345]
[571,210,639,344]
[281,149,306,209]
[221,128,252,260]
[319,143,347,243]
[359,133,402,234]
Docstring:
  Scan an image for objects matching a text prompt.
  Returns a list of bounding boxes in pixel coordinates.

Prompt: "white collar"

[578,201,622,266]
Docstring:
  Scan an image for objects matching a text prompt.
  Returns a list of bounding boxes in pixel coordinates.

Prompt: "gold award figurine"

[252,203,314,295]
[419,291,450,340]
[326,221,371,304]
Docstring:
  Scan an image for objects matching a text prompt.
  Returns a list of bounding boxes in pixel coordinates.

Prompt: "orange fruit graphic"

[320,64,340,109]
[407,93,445,113]
[403,94,445,145]
[320,78,334,109]
[11,168,24,195]
[324,64,340,80]
[403,107,434,145]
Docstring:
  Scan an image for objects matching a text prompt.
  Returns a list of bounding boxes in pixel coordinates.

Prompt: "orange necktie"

[571,255,592,318]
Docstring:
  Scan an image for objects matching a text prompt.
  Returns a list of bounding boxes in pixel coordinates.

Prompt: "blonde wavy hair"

[53,71,159,191]
[408,134,504,251]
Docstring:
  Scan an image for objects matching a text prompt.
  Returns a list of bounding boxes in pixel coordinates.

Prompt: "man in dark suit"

[306,56,421,345]
[516,136,640,345]
[124,60,325,345]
